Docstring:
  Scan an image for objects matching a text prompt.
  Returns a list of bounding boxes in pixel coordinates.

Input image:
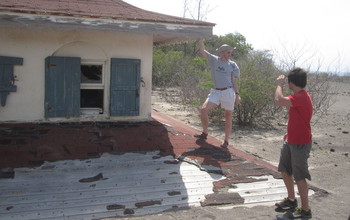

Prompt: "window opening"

[81,65,102,84]
[80,64,104,115]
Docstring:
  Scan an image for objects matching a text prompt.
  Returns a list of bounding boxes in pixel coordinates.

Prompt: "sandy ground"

[143,81,350,220]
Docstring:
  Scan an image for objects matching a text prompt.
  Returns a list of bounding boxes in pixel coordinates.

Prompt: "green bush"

[153,48,210,105]
[152,34,333,127]
[152,49,186,87]
[232,50,279,125]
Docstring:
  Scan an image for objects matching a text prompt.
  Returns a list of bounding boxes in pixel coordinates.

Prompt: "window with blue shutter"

[80,64,104,115]
[110,58,140,116]
[45,56,81,118]
[0,56,23,107]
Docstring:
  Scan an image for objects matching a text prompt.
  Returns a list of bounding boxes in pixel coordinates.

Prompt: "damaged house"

[0,0,214,122]
[0,3,298,219]
[0,1,224,218]
[0,0,214,167]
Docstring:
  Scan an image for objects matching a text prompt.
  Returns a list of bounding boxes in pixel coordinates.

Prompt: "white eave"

[0,12,214,45]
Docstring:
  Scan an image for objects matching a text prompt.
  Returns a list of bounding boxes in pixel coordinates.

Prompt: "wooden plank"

[0,56,23,65]
[0,85,17,92]
[44,56,81,118]
[110,58,140,116]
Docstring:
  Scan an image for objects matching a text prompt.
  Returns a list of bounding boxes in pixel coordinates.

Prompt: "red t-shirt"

[286,90,313,145]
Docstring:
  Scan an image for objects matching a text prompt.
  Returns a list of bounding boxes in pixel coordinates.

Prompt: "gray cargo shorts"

[278,141,312,181]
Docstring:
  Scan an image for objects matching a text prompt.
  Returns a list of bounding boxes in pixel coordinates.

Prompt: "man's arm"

[198,39,208,59]
[233,76,241,104]
[274,75,292,107]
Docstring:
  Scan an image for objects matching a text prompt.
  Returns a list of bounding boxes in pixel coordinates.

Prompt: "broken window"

[80,64,104,115]
[45,57,140,118]
[81,65,102,84]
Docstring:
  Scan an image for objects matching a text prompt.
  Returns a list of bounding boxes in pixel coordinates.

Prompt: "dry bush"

[153,47,336,127]
[308,73,334,116]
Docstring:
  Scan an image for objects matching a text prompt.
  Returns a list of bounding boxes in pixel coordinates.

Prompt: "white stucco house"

[0,0,214,123]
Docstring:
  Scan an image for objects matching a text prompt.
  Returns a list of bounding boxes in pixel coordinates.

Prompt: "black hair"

[287,67,307,88]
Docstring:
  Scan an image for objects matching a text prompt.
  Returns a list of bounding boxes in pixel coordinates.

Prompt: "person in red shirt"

[274,68,313,219]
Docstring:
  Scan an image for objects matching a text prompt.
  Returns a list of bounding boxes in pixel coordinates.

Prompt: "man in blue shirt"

[194,39,240,148]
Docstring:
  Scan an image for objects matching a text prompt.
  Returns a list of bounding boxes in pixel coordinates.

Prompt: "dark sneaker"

[220,140,229,148]
[194,132,207,140]
[275,198,298,210]
[291,207,312,219]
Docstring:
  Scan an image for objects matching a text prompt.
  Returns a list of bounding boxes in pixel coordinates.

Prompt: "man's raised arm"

[198,39,208,59]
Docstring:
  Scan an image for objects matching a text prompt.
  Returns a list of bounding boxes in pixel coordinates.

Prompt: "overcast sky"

[125,0,350,74]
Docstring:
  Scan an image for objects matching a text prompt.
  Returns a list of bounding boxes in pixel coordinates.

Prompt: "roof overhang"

[0,12,213,45]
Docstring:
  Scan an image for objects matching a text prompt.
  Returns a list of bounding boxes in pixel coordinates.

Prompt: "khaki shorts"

[206,88,235,111]
[278,141,312,181]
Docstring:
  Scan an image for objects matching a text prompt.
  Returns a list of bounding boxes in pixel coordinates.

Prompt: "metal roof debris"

[0,151,225,219]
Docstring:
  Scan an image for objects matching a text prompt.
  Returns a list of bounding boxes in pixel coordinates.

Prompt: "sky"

[125,0,350,74]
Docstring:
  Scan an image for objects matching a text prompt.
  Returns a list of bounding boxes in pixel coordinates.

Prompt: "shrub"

[152,34,334,127]
[152,49,186,87]
[307,72,334,121]
[234,50,280,125]
[153,49,210,105]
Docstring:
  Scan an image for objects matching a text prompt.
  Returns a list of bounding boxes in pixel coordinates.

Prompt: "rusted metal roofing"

[0,151,225,219]
[0,151,315,219]
[0,111,319,219]
[0,0,214,26]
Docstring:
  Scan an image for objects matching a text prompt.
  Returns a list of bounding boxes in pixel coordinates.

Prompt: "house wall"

[0,27,153,122]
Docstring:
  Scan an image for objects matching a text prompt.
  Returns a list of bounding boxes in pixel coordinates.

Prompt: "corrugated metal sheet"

[0,151,314,219]
[0,151,225,219]
[229,175,314,206]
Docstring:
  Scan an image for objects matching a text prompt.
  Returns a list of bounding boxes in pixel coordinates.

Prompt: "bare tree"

[182,0,215,21]
[182,0,189,18]
[270,37,319,71]
[269,39,336,125]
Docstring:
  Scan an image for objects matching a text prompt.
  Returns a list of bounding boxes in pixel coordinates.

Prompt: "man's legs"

[281,171,296,200]
[224,110,233,142]
[296,179,309,210]
[280,172,311,214]
[200,100,217,135]
[275,171,298,210]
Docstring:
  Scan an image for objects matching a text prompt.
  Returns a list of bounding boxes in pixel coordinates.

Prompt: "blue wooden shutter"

[0,56,23,106]
[110,58,140,116]
[45,56,81,118]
